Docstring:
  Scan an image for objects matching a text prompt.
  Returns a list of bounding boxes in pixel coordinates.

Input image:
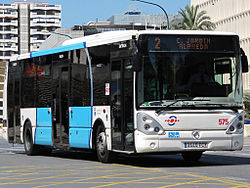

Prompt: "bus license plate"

[184,142,208,149]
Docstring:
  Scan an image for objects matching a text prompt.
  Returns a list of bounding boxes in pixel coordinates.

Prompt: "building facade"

[0,1,61,123]
[0,1,61,61]
[191,0,250,91]
[107,12,179,29]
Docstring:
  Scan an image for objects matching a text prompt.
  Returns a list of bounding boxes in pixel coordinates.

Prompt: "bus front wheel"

[181,151,203,162]
[95,126,112,163]
[23,122,37,155]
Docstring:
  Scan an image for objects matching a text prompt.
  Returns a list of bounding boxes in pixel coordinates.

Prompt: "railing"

[0,28,18,34]
[30,12,61,18]
[0,20,18,26]
[30,21,61,27]
[30,4,61,11]
[0,37,18,43]
[0,46,18,51]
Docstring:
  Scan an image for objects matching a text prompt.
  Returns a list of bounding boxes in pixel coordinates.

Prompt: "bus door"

[52,60,70,145]
[111,59,134,151]
[6,62,21,144]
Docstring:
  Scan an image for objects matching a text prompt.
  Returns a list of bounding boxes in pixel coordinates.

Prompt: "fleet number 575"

[219,119,229,125]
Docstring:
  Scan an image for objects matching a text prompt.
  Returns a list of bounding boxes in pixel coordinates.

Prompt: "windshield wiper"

[199,103,241,112]
[155,99,210,115]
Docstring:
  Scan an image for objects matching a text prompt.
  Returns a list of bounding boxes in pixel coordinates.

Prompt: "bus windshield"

[136,35,242,109]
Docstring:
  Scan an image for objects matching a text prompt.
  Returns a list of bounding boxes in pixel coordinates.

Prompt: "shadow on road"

[12,149,250,168]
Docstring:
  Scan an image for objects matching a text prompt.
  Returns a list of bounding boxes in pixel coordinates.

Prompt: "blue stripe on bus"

[35,108,52,146]
[31,42,86,58]
[69,107,92,148]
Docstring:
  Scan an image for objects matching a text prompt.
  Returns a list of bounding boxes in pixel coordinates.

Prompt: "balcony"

[30,21,61,27]
[0,28,18,34]
[30,12,61,19]
[30,38,46,44]
[0,20,18,26]
[0,12,18,18]
[0,4,18,9]
[0,45,18,51]
[0,37,18,43]
[0,55,11,60]
[30,4,61,11]
[30,46,40,52]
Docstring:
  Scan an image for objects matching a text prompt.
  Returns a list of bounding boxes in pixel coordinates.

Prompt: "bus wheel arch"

[23,119,37,155]
[92,119,112,163]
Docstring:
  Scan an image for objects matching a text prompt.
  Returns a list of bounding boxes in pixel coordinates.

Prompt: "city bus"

[1,30,249,163]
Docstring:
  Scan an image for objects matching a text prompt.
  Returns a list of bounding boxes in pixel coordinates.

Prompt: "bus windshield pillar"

[85,48,93,107]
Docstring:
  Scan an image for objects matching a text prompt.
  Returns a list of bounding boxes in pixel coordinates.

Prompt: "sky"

[2,0,190,27]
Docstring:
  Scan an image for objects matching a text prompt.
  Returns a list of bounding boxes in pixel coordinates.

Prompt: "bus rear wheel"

[181,151,203,162]
[95,126,112,163]
[23,122,37,155]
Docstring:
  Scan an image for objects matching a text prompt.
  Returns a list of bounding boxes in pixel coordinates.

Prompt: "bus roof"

[63,30,238,47]
[10,30,238,61]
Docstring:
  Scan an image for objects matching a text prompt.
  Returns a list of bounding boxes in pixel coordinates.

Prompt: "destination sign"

[145,35,238,53]
[176,37,211,50]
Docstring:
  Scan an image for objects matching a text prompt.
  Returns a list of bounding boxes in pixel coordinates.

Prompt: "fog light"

[229,126,235,132]
[237,123,243,129]
[154,127,160,132]
[144,124,150,130]
[150,142,156,149]
[234,141,239,147]
[143,116,147,121]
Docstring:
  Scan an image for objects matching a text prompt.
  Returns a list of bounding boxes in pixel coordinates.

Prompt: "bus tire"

[23,122,37,155]
[181,151,203,162]
[95,126,112,163]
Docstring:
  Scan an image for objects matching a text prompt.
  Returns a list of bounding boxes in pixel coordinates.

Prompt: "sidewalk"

[244,124,250,137]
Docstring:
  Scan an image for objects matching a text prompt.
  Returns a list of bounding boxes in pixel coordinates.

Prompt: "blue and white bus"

[2,30,248,162]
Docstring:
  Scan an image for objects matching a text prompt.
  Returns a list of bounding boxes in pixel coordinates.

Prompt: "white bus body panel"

[92,106,111,150]
[134,109,244,153]
[20,108,37,143]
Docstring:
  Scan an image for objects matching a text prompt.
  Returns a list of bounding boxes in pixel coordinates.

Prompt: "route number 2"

[155,37,161,49]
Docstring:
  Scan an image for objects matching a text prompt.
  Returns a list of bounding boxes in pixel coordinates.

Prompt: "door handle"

[70,109,73,119]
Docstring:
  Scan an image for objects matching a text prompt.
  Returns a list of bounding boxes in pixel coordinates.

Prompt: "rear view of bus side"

[2,30,248,163]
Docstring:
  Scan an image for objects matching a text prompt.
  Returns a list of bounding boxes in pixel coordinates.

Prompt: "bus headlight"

[226,113,244,134]
[137,113,165,135]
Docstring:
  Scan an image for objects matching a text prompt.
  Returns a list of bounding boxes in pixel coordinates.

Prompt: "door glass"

[52,62,69,145]
[61,67,69,144]
[111,61,122,147]
[7,63,22,143]
[111,59,134,151]
[123,59,134,149]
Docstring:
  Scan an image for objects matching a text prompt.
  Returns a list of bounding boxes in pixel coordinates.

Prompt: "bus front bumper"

[134,130,243,153]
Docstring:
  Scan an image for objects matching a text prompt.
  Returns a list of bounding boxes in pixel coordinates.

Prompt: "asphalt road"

[0,136,250,188]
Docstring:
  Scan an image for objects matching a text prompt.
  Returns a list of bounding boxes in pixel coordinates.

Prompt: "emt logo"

[166,116,180,126]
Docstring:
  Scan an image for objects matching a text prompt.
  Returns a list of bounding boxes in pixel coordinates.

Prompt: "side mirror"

[241,48,249,73]
[132,53,142,72]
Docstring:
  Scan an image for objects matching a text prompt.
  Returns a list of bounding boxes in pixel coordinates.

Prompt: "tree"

[244,92,250,119]
[171,5,215,30]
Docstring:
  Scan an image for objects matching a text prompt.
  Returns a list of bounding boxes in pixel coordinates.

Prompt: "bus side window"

[35,56,52,107]
[71,64,90,107]
[22,59,35,108]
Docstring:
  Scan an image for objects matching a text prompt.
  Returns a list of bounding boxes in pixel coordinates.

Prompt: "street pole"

[131,0,170,29]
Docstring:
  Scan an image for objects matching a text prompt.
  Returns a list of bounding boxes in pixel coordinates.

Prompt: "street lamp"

[131,0,170,29]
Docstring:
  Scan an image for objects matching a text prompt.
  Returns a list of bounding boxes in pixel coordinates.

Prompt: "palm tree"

[171,5,215,30]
